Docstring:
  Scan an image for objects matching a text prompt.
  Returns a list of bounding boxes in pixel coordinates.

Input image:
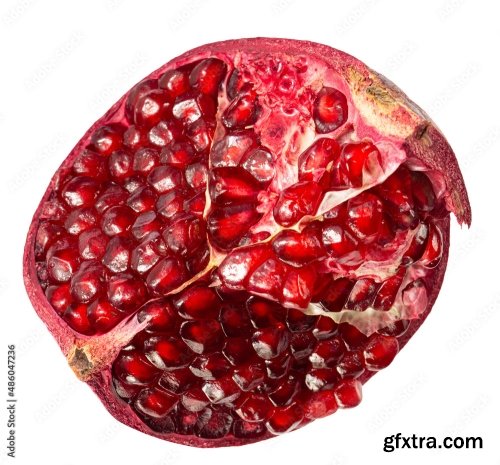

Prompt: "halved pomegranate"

[23,38,471,447]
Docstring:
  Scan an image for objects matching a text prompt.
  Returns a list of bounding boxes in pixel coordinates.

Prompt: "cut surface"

[24,38,469,447]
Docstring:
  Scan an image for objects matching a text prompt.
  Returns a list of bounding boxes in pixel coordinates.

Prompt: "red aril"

[24,38,470,447]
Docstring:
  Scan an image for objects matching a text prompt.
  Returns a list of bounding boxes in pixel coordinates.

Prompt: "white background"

[0,0,498,463]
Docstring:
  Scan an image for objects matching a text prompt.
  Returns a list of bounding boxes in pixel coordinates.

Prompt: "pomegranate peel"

[24,38,470,447]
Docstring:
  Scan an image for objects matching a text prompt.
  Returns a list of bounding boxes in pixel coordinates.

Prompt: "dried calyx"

[24,38,470,447]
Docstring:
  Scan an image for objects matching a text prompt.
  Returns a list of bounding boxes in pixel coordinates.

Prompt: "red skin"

[23,38,470,447]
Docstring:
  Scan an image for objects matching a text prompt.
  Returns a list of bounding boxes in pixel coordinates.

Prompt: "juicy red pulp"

[28,42,458,447]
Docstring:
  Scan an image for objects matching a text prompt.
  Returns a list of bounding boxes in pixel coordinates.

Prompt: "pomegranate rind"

[23,38,469,448]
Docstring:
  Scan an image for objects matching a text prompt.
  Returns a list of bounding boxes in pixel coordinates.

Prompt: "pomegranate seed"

[337,141,382,188]
[160,141,196,168]
[147,165,185,193]
[233,419,266,438]
[273,229,325,266]
[202,375,240,404]
[298,137,340,182]
[412,171,436,212]
[172,93,216,125]
[312,316,338,340]
[222,91,260,129]
[304,391,338,419]
[47,248,80,283]
[134,387,178,418]
[87,299,122,333]
[281,265,317,308]
[246,297,285,328]
[401,279,428,317]
[148,120,181,147]
[61,176,100,208]
[144,335,193,370]
[346,192,384,241]
[189,58,227,95]
[266,404,303,434]
[133,147,159,175]
[45,284,71,314]
[159,68,190,97]
[159,368,195,393]
[137,299,178,331]
[334,379,363,408]
[63,303,92,335]
[219,303,252,336]
[208,204,261,250]
[180,320,223,354]
[265,354,292,380]
[174,286,221,320]
[185,119,214,152]
[123,125,147,150]
[108,149,133,181]
[291,332,315,360]
[146,257,188,294]
[363,335,399,370]
[73,149,108,181]
[251,323,290,360]
[346,278,378,311]
[305,368,338,391]
[226,69,250,99]
[223,338,252,366]
[419,222,443,268]
[209,167,261,204]
[114,350,159,385]
[232,363,265,391]
[286,308,316,332]
[309,337,346,368]
[210,131,257,168]
[380,319,411,337]
[182,387,210,412]
[35,222,66,259]
[107,273,147,311]
[78,228,108,260]
[268,375,300,406]
[102,237,131,273]
[195,409,233,439]
[185,162,209,191]
[247,257,284,299]
[64,209,97,236]
[89,124,125,156]
[125,80,157,122]
[95,185,128,213]
[337,351,365,379]
[236,394,272,422]
[134,89,172,128]
[131,211,160,241]
[190,353,230,380]
[156,190,185,219]
[373,271,405,311]
[163,214,206,256]
[313,87,348,133]
[101,206,135,236]
[70,264,103,303]
[184,192,206,217]
[122,175,145,194]
[340,323,368,349]
[241,147,275,183]
[403,222,429,265]
[273,181,322,227]
[319,278,353,312]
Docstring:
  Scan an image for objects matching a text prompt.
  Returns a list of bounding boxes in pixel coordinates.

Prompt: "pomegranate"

[23,38,470,447]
